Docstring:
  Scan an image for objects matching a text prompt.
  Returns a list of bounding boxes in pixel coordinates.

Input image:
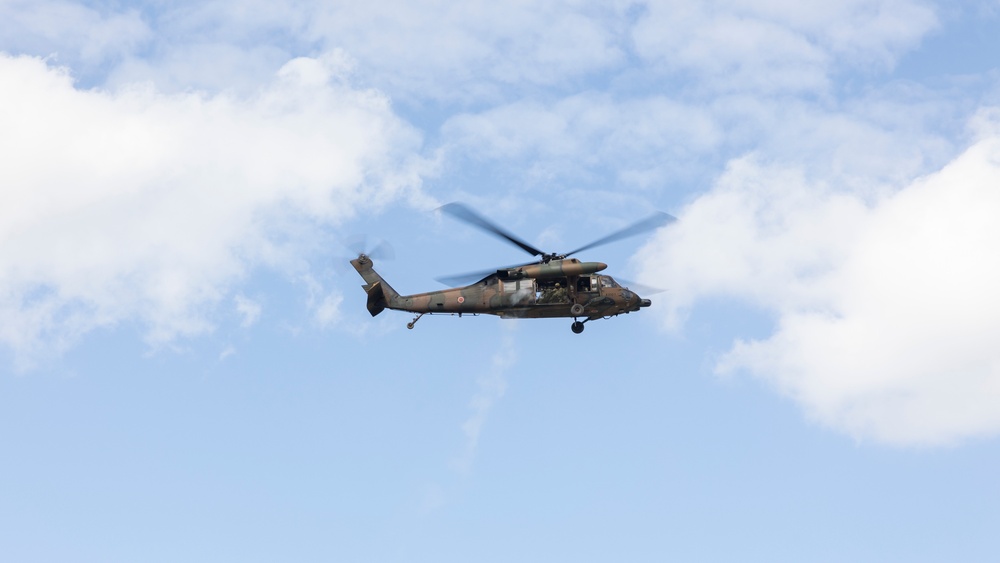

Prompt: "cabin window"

[536,278,570,303]
[503,280,534,293]
[599,275,620,289]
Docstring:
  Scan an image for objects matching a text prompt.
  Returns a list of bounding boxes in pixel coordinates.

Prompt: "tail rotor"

[336,235,395,276]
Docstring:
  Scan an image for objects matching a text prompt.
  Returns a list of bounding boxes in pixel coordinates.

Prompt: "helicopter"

[350,202,675,333]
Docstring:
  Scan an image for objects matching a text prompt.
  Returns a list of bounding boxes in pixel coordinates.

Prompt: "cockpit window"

[599,275,620,288]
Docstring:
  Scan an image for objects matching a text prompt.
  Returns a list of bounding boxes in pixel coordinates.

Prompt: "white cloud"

[20,0,630,103]
[0,0,149,68]
[219,345,236,361]
[633,0,938,93]
[0,1,941,104]
[453,325,516,473]
[313,292,344,329]
[234,294,262,328]
[304,0,629,103]
[439,83,962,197]
[638,116,1000,445]
[0,53,424,367]
[0,1,952,204]
[441,93,721,189]
[302,0,938,101]
[108,42,296,96]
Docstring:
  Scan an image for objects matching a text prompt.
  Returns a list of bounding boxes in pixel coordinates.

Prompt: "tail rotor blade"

[338,235,395,273]
[367,240,395,261]
[346,234,368,257]
[344,235,394,260]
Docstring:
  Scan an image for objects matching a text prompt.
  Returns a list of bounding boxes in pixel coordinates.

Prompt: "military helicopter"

[350,203,675,333]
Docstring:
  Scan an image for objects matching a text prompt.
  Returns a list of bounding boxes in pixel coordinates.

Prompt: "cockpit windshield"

[599,275,620,289]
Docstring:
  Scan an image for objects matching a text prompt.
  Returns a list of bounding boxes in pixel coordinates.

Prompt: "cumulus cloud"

[638,114,1000,445]
[0,52,424,367]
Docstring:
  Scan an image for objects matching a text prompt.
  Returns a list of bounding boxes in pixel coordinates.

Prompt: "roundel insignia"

[457,296,465,304]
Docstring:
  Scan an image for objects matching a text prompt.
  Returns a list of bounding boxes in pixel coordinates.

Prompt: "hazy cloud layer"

[301,0,938,101]
[8,1,937,101]
[303,1,629,103]
[638,112,1000,445]
[0,0,149,69]
[0,53,423,366]
[431,0,951,195]
[453,327,515,473]
[633,0,937,93]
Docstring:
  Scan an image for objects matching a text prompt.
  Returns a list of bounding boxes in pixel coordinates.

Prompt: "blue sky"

[2,1,1000,561]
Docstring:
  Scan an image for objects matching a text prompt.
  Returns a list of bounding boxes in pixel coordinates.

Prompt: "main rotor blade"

[616,278,666,296]
[435,269,498,287]
[439,202,546,258]
[564,211,676,257]
[435,260,537,287]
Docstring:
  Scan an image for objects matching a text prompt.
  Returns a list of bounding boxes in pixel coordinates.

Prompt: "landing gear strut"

[407,313,425,330]
[571,321,585,334]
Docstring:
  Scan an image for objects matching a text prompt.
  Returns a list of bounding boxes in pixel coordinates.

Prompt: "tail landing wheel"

[571,321,585,334]
[407,313,425,330]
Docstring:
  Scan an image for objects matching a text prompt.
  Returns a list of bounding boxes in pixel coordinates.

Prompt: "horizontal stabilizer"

[365,281,387,317]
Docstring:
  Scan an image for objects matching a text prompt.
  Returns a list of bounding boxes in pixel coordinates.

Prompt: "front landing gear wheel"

[571,321,585,334]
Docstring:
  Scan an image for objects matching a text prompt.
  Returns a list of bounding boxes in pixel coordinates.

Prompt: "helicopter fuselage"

[351,255,650,325]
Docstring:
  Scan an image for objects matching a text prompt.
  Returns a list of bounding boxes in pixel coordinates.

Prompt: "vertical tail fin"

[350,255,400,316]
[364,281,387,316]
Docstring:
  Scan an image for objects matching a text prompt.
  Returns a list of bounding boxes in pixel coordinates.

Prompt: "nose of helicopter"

[627,290,651,311]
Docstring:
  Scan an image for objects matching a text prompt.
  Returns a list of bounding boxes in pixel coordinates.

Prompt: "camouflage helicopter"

[350,203,675,333]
